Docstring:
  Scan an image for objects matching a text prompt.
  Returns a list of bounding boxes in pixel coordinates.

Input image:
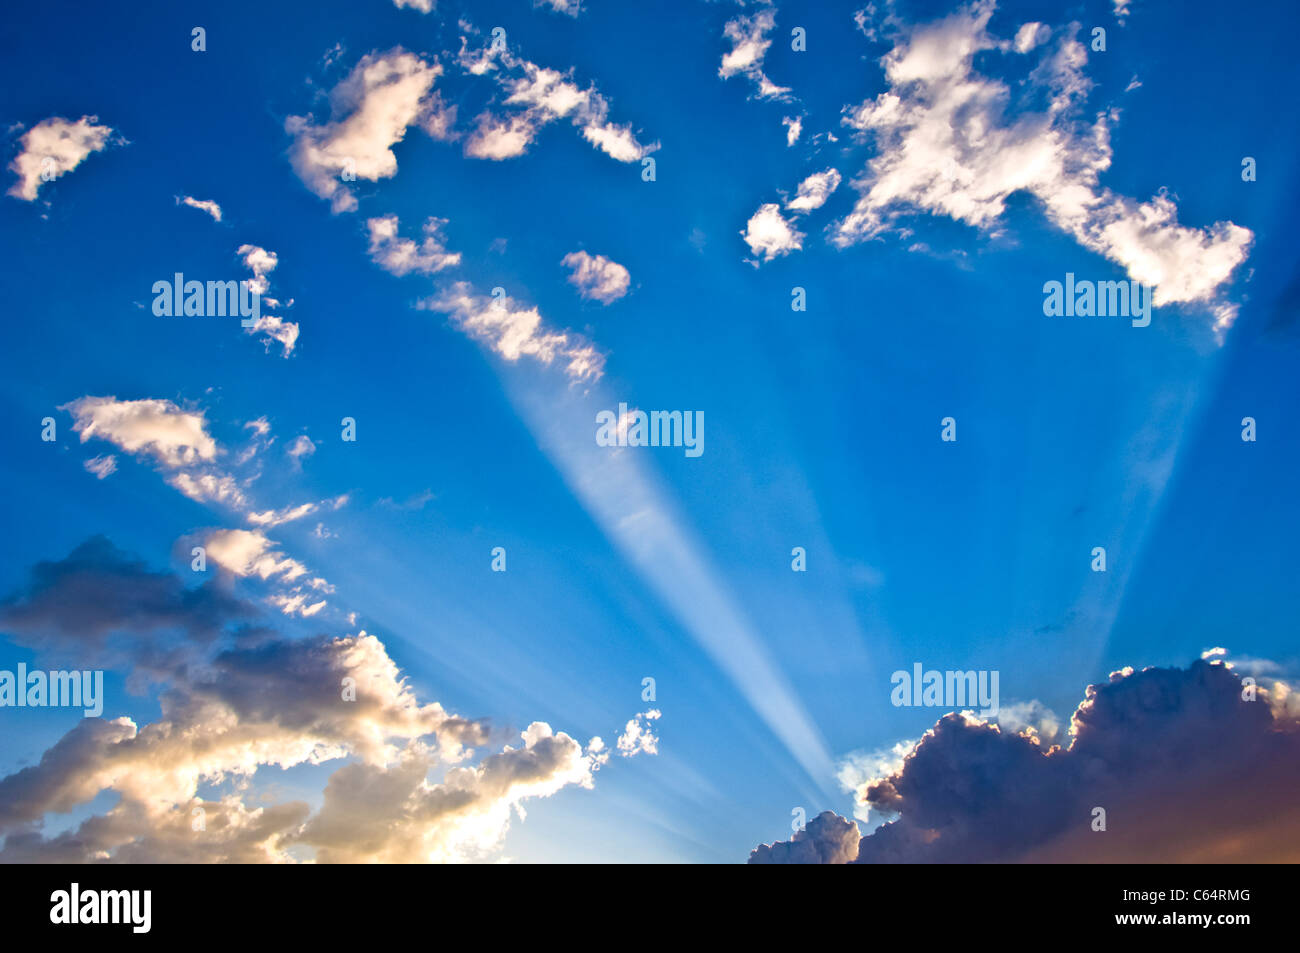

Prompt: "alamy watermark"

[891,663,999,717]
[1043,273,1152,327]
[50,884,151,933]
[596,404,704,458]
[151,273,261,327]
[0,664,103,717]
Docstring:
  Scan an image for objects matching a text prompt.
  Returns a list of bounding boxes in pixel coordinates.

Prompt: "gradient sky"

[0,0,1296,863]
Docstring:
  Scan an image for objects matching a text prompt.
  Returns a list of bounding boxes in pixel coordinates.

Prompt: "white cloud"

[287,434,316,462]
[167,471,250,509]
[236,245,298,356]
[1013,22,1049,53]
[63,396,217,467]
[247,502,318,528]
[719,7,790,100]
[535,0,581,16]
[393,0,434,12]
[7,116,115,201]
[366,214,461,275]
[832,1,1251,330]
[178,195,222,221]
[287,50,454,213]
[243,315,299,358]
[421,281,605,382]
[782,115,802,146]
[785,168,842,213]
[202,528,311,583]
[741,203,804,262]
[461,42,655,163]
[616,709,662,757]
[236,244,278,297]
[561,250,630,304]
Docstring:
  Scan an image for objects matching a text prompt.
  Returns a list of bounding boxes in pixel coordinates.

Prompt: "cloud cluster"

[366,214,461,276]
[749,659,1300,862]
[459,36,655,162]
[236,244,299,356]
[834,1,1251,331]
[615,708,661,757]
[741,169,840,263]
[0,540,641,862]
[7,116,115,202]
[60,396,338,615]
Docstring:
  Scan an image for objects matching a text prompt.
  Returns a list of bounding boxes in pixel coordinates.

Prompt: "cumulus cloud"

[178,195,222,221]
[785,168,842,213]
[459,39,655,163]
[0,541,641,862]
[561,250,630,304]
[833,1,1251,331]
[741,203,804,263]
[366,214,461,275]
[750,810,861,864]
[719,7,790,100]
[421,281,605,382]
[7,116,115,201]
[750,659,1300,862]
[287,49,454,213]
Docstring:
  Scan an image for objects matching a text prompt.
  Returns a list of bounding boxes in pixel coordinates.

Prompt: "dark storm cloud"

[0,535,255,670]
[749,660,1300,863]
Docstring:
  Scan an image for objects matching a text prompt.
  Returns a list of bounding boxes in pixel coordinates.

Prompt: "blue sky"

[0,0,1296,863]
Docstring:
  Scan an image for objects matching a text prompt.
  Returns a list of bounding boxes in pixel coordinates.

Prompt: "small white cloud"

[421,282,605,382]
[62,396,217,468]
[741,203,804,263]
[83,455,117,480]
[243,315,299,358]
[237,244,278,297]
[1013,22,1049,53]
[535,0,581,15]
[367,215,460,275]
[616,709,661,757]
[287,435,316,462]
[719,8,790,100]
[561,250,630,304]
[287,50,453,213]
[178,195,222,221]
[785,168,842,213]
[782,115,802,147]
[202,528,311,583]
[8,116,115,202]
